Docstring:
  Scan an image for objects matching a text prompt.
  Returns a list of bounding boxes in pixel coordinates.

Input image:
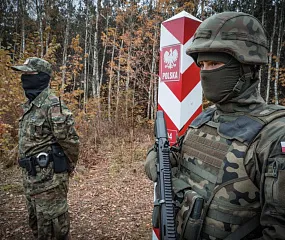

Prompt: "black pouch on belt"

[181,190,204,240]
[18,158,37,176]
[51,144,69,173]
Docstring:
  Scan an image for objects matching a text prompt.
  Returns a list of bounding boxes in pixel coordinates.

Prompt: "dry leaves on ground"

[0,159,154,240]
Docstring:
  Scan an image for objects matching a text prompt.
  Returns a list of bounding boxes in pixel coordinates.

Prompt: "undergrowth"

[77,115,153,171]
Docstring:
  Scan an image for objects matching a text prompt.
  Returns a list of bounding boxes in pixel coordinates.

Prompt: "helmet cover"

[187,12,268,65]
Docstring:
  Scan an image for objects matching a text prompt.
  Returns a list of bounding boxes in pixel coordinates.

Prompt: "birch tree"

[99,13,109,99]
[152,25,159,120]
[251,0,255,14]
[44,0,53,58]
[115,34,124,127]
[125,8,135,119]
[36,0,44,57]
[91,0,100,98]
[258,0,266,93]
[62,1,72,89]
[274,2,284,105]
[19,0,26,57]
[147,67,153,120]
[147,24,158,120]
[107,27,117,122]
[83,2,89,112]
[265,2,277,104]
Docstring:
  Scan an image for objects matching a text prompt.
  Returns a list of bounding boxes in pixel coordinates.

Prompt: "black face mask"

[21,72,50,102]
[200,58,241,103]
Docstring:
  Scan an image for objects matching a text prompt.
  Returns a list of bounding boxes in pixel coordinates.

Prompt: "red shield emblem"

[160,44,181,82]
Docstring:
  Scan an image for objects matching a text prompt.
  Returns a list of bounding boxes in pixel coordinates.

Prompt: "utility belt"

[18,144,69,176]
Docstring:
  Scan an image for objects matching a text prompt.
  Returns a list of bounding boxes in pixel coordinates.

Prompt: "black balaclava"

[197,52,266,113]
[21,72,50,102]
[197,52,242,104]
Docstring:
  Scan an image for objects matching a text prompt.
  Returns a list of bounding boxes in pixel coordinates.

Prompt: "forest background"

[0,0,285,167]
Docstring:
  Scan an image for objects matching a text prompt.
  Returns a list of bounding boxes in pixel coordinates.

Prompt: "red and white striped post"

[153,11,202,240]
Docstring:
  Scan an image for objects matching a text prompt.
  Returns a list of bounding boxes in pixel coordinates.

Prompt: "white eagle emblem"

[164,48,178,69]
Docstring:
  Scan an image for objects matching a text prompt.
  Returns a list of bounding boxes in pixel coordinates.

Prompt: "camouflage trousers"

[25,184,70,240]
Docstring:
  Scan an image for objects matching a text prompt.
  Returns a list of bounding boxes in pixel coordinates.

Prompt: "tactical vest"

[175,105,285,240]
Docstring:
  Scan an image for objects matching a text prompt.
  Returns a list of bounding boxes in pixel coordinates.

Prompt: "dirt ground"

[0,159,154,240]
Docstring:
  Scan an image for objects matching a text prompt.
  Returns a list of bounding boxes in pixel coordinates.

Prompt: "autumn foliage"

[0,0,285,166]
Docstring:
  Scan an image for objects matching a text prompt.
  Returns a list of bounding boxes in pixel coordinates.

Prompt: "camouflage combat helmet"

[186,12,268,65]
[11,57,52,76]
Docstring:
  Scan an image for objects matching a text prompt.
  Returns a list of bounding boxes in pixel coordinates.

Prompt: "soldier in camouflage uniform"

[12,57,80,240]
[145,12,285,239]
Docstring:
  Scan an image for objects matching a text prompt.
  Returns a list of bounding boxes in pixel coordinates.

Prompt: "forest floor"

[0,146,154,240]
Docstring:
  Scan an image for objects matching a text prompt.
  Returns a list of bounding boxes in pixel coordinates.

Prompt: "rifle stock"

[154,110,176,240]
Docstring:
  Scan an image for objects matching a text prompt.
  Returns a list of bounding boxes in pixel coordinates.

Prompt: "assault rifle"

[154,110,176,240]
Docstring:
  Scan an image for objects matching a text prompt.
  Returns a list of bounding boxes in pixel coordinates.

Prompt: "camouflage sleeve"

[148,144,179,167]
[145,145,179,182]
[256,124,285,239]
[49,103,80,171]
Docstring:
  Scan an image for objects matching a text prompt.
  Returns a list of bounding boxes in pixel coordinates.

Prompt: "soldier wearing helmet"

[12,57,80,239]
[145,12,285,239]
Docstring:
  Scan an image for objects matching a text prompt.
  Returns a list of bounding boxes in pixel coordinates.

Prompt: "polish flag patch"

[281,142,285,153]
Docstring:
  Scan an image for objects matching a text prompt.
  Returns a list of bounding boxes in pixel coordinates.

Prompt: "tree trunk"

[223,0,228,11]
[147,69,153,120]
[152,27,158,119]
[125,9,134,120]
[45,21,50,55]
[150,77,154,120]
[251,0,255,15]
[274,4,284,105]
[61,2,71,90]
[95,0,101,98]
[45,0,50,57]
[92,0,100,98]
[36,0,44,57]
[200,0,205,20]
[115,35,124,127]
[131,72,137,162]
[100,14,109,99]
[20,0,25,57]
[258,0,266,94]
[83,3,89,112]
[87,26,92,97]
[152,61,158,120]
[265,3,277,104]
[147,26,158,120]
[108,26,117,122]
[125,43,132,119]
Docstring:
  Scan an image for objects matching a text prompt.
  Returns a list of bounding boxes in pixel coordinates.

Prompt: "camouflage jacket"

[18,87,80,195]
[173,102,285,239]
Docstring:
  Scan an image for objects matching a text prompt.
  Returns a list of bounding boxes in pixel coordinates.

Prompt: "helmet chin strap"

[233,65,253,94]
[216,65,253,104]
